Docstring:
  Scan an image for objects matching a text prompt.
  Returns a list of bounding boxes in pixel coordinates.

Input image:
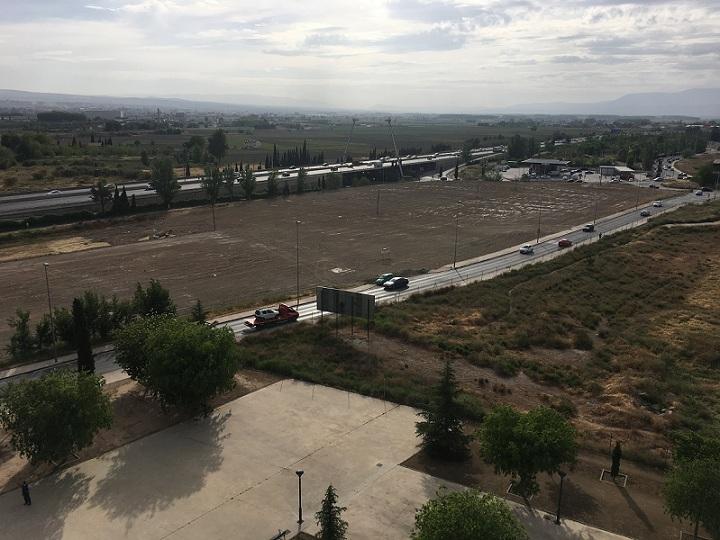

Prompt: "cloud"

[377,28,468,52]
[386,0,514,27]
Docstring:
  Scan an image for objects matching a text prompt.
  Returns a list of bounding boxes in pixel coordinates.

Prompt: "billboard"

[316,287,375,320]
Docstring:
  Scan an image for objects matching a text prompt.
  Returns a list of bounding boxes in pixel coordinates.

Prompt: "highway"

[0,188,705,386]
[0,150,494,219]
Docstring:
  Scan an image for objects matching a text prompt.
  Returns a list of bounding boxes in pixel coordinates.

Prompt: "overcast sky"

[1,0,718,112]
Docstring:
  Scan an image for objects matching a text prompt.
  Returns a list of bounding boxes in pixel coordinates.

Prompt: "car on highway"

[519,244,534,255]
[649,184,659,189]
[281,171,291,177]
[383,276,409,290]
[288,165,297,170]
[374,273,394,286]
[330,166,339,171]
[582,224,595,232]
[702,186,713,192]
[46,190,62,196]
[652,201,663,207]
[440,176,448,181]
[144,184,153,191]
[653,177,662,182]
[322,162,329,166]
[640,210,651,217]
[695,190,704,196]
[557,238,572,249]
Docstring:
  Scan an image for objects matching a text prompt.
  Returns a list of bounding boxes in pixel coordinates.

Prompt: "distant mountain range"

[497,88,720,118]
[1,87,718,118]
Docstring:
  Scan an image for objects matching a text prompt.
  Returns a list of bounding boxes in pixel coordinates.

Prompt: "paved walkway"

[0,381,630,540]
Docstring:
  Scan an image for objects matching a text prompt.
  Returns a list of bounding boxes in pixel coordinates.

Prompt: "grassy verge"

[236,323,484,421]
[373,200,720,435]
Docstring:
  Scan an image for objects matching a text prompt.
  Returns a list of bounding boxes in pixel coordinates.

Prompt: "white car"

[695,190,704,196]
[652,201,663,208]
[46,190,62,197]
[519,244,534,255]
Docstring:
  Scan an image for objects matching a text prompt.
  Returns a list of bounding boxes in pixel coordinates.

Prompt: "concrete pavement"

[0,381,630,540]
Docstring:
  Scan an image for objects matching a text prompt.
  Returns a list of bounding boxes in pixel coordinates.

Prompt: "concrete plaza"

[0,380,629,539]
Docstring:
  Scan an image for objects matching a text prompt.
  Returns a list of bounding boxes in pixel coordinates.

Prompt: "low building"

[521,158,571,176]
[599,165,635,180]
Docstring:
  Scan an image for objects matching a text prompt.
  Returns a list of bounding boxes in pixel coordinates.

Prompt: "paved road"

[0,189,704,386]
[0,151,496,218]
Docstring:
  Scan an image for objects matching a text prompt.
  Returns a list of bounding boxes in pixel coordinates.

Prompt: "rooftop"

[521,158,571,166]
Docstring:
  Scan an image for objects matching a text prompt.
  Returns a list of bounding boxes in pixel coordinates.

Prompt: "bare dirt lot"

[0,180,665,353]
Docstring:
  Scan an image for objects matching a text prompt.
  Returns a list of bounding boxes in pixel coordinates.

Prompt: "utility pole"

[295,220,301,308]
[376,191,380,217]
[452,214,459,269]
[43,262,58,363]
[386,117,404,178]
[342,118,358,164]
[554,471,567,525]
[295,470,304,525]
[536,207,542,244]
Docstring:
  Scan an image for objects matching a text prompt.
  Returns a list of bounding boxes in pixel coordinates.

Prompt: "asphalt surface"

[0,151,494,218]
[0,188,705,386]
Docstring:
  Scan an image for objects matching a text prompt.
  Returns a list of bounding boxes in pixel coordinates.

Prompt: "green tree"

[0,369,112,464]
[282,181,290,197]
[72,298,94,373]
[315,485,348,540]
[132,279,176,317]
[461,141,472,164]
[239,166,256,199]
[207,129,228,164]
[695,163,717,188]
[611,441,622,478]
[665,457,720,539]
[454,160,459,180]
[412,490,527,540]
[115,316,239,415]
[150,158,180,209]
[202,166,223,231]
[7,309,34,361]
[190,299,207,324]
[0,145,16,170]
[266,171,278,197]
[223,166,235,200]
[140,149,150,166]
[479,405,577,499]
[416,361,471,461]
[89,179,112,214]
[296,168,307,194]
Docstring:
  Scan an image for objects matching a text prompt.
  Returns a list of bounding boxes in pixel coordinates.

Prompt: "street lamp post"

[295,220,301,308]
[536,206,542,244]
[296,470,304,525]
[452,214,459,269]
[554,471,567,525]
[43,262,58,363]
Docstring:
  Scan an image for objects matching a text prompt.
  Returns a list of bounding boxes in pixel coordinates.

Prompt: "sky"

[0,0,719,112]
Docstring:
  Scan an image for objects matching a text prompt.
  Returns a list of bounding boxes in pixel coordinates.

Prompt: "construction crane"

[342,117,358,164]
[386,117,404,178]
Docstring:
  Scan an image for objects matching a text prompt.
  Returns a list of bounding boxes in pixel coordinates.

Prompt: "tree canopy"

[150,157,180,209]
[315,484,348,540]
[207,129,228,164]
[416,360,471,461]
[479,405,577,498]
[412,489,527,540]
[664,457,720,539]
[0,369,112,464]
[115,316,239,415]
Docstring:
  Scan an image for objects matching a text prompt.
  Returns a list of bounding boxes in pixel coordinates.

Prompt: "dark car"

[640,210,651,217]
[383,277,409,290]
[557,238,572,249]
[582,224,595,232]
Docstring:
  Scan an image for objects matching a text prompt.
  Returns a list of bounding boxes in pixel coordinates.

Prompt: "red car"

[557,238,572,249]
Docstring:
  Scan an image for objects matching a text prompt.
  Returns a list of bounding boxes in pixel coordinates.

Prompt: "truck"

[244,304,299,329]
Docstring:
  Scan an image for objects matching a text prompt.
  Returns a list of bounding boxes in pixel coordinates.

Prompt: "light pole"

[295,220,301,308]
[452,214,459,269]
[536,206,542,244]
[554,470,567,525]
[295,470,304,525]
[43,262,58,363]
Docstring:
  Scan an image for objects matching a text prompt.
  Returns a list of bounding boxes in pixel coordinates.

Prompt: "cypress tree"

[611,442,622,478]
[315,485,348,540]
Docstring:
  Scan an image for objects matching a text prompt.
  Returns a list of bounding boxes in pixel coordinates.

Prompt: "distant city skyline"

[1,0,719,112]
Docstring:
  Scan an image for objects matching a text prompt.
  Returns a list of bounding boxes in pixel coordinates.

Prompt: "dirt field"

[0,180,665,353]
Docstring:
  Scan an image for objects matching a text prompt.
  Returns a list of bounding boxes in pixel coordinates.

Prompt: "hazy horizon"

[1,0,719,112]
